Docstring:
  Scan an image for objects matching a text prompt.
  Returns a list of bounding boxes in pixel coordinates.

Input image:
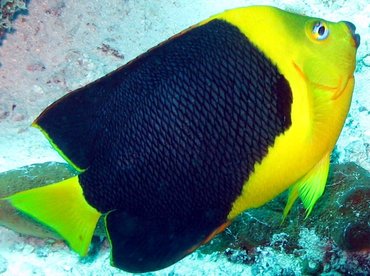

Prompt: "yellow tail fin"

[3,176,101,256]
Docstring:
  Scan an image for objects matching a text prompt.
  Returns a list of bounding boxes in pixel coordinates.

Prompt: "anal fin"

[105,210,229,273]
[3,176,101,256]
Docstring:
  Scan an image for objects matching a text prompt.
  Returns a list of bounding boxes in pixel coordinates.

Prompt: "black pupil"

[318,25,326,36]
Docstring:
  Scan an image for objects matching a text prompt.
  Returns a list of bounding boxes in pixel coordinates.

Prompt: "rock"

[0,162,106,241]
[301,258,323,275]
[0,0,27,37]
[199,162,370,274]
[0,162,76,197]
[209,162,370,253]
[0,162,75,239]
[341,222,370,251]
[306,162,370,251]
[322,243,370,275]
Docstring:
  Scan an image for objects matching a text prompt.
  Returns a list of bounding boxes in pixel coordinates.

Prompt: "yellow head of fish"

[216,6,359,219]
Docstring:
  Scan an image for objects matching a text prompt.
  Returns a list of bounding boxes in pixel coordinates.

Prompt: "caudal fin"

[3,176,101,256]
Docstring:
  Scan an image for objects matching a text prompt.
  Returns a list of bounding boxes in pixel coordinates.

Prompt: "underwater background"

[0,0,369,275]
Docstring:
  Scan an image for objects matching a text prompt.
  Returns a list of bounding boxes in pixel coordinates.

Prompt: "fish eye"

[312,22,329,40]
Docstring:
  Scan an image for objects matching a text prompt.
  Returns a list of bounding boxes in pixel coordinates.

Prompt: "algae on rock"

[0,0,27,38]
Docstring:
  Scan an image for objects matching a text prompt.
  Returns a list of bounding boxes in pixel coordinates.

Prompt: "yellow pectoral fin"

[282,183,300,221]
[283,153,330,220]
[4,176,101,256]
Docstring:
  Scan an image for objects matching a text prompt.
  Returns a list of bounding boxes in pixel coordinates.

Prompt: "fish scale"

[77,20,292,220]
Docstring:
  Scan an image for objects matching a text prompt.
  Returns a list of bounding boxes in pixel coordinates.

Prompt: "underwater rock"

[0,162,75,239]
[0,0,27,39]
[307,162,370,251]
[0,162,76,196]
[341,222,370,251]
[321,241,370,274]
[201,162,370,252]
[199,162,370,274]
[301,258,323,275]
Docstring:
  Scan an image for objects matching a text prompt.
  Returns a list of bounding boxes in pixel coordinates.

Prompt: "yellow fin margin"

[283,153,330,220]
[3,176,101,256]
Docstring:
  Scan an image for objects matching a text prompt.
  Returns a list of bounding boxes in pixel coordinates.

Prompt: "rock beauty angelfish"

[3,5,359,273]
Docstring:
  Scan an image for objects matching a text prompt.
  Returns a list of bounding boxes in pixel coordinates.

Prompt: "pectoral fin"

[283,153,330,220]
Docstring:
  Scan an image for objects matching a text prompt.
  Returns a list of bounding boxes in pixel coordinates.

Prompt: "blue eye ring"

[312,21,329,40]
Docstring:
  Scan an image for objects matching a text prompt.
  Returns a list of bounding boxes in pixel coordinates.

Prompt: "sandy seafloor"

[0,0,369,275]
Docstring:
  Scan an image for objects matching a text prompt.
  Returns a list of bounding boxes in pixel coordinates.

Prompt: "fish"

[2,5,359,273]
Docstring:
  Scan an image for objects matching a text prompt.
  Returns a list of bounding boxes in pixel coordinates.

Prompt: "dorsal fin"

[33,79,111,171]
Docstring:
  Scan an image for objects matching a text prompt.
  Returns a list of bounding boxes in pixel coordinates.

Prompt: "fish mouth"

[343,21,360,48]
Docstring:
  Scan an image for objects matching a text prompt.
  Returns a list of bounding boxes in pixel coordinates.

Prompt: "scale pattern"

[77,19,293,222]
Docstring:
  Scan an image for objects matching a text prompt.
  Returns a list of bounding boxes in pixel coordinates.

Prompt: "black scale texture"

[38,19,292,225]
[78,19,292,221]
